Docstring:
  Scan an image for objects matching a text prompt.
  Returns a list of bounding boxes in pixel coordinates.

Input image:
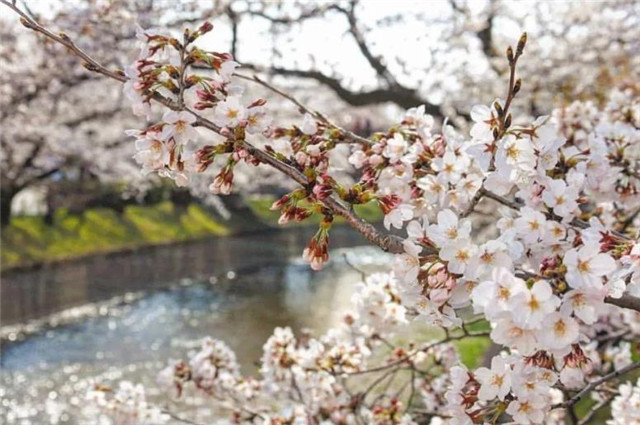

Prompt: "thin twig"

[161,410,206,425]
[2,1,414,257]
[2,0,125,82]
[553,361,640,409]
[577,396,614,425]
[347,331,490,376]
[235,72,372,146]
[479,187,628,239]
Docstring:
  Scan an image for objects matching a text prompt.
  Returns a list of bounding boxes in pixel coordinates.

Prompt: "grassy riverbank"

[1,202,229,268]
[1,198,383,270]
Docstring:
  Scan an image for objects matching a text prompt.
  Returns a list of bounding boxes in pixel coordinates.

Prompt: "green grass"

[1,196,383,269]
[247,196,383,226]
[386,319,492,371]
[1,202,229,269]
[452,319,492,369]
[455,336,492,369]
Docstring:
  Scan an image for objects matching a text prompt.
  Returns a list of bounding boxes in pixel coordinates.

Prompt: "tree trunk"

[1,188,16,227]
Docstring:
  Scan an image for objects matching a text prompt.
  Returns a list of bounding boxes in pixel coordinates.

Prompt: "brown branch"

[605,295,640,312]
[3,1,412,257]
[238,2,395,85]
[1,0,126,83]
[348,330,490,376]
[577,395,613,425]
[553,361,640,409]
[161,410,205,425]
[238,62,442,113]
[237,5,339,25]
[15,167,61,192]
[475,0,497,59]
[479,188,628,238]
[339,0,396,85]
[189,111,410,255]
[235,73,372,146]
[226,4,239,58]
[62,106,124,127]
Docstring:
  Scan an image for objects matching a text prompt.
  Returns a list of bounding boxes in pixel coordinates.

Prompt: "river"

[0,227,392,424]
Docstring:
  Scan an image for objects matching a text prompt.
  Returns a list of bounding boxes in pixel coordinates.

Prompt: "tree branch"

[0,1,420,257]
[605,295,640,312]
[338,0,396,85]
[235,73,372,146]
[1,0,127,83]
[553,361,640,409]
[239,62,442,113]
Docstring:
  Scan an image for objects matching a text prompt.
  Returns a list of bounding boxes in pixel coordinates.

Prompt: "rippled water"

[0,227,391,424]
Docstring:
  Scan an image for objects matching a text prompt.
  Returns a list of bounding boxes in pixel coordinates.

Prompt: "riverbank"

[1,198,382,272]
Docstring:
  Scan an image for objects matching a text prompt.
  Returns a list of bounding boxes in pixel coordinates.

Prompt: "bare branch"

[238,62,442,113]
[1,0,126,83]
[553,361,640,409]
[337,0,397,85]
[235,73,372,146]
[605,295,640,312]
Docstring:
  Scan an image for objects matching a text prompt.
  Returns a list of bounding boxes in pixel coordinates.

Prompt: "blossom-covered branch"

[5,2,640,424]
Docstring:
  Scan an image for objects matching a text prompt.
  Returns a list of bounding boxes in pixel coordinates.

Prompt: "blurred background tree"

[2,0,638,227]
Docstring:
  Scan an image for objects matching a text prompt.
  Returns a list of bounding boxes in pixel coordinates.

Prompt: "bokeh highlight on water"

[0,227,391,423]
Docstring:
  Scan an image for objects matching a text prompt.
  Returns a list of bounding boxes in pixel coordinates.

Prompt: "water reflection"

[1,227,370,325]
[0,227,391,424]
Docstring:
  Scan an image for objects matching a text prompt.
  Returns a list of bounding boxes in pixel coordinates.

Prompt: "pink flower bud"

[295,151,307,166]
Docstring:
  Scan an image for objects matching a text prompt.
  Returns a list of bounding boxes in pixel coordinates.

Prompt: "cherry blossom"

[213,96,247,128]
[538,312,580,352]
[563,243,617,288]
[506,396,546,424]
[508,280,560,329]
[475,355,512,401]
[609,378,640,425]
[470,101,501,142]
[5,9,640,424]
[427,209,472,247]
[160,111,198,144]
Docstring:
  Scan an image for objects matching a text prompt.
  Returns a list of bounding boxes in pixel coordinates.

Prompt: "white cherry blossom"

[160,111,198,144]
[213,96,247,127]
[508,280,560,329]
[475,355,512,401]
[563,243,617,288]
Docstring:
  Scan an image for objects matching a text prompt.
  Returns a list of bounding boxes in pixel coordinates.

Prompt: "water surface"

[0,227,391,424]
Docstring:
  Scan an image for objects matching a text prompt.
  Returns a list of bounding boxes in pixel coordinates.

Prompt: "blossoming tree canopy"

[4,1,640,424]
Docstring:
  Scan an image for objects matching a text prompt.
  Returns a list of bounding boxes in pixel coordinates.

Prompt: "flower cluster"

[126,22,270,191]
[608,377,640,425]
[19,17,640,425]
[86,381,168,424]
[122,273,442,424]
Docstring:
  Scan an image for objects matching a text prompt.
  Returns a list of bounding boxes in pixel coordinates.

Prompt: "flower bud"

[82,62,98,72]
[506,46,514,63]
[20,17,33,28]
[377,194,401,215]
[493,101,504,117]
[248,98,267,108]
[198,21,214,35]
[513,78,522,95]
[517,32,527,55]
[220,127,232,138]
